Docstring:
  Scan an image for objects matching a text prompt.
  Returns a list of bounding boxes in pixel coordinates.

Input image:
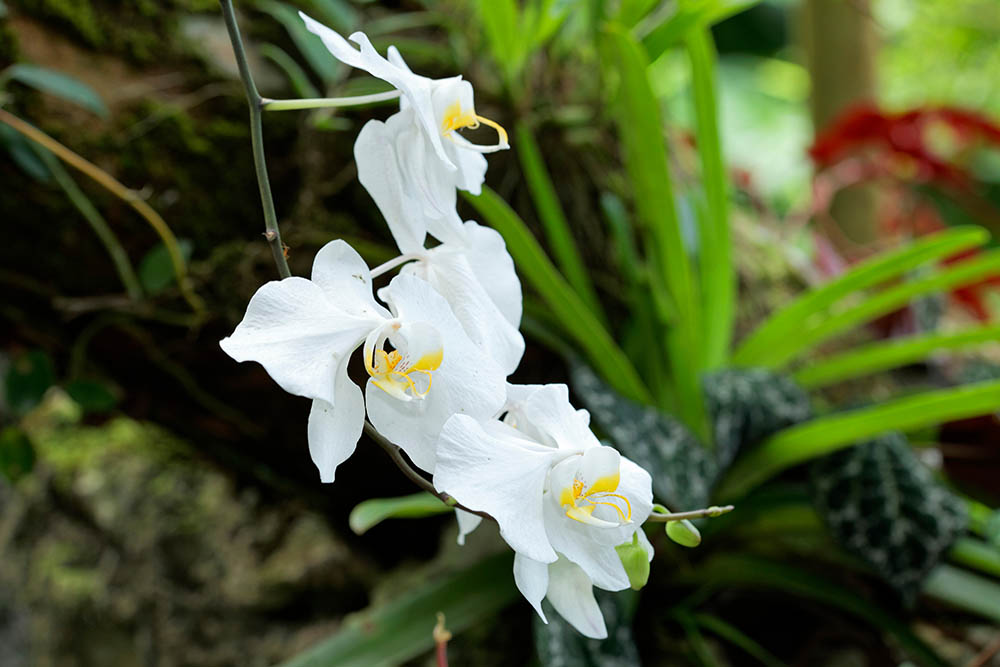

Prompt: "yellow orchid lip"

[364,322,444,402]
[560,473,632,527]
[441,101,509,152]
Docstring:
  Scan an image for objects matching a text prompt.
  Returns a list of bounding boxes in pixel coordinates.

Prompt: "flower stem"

[370,252,420,279]
[219,0,291,279]
[261,91,401,111]
[646,505,734,523]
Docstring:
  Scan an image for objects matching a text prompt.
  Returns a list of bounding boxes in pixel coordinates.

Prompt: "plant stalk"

[261,91,401,111]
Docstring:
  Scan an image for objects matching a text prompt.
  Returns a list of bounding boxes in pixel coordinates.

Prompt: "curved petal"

[366,275,506,470]
[546,557,607,640]
[393,116,462,226]
[220,277,375,405]
[542,494,630,591]
[403,248,524,374]
[513,553,549,622]
[354,118,426,254]
[459,221,522,327]
[311,239,392,318]
[434,414,559,563]
[455,509,482,546]
[516,384,601,453]
[306,361,364,482]
[443,134,488,195]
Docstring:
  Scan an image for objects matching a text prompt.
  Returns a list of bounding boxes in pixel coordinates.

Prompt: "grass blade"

[515,123,605,321]
[691,613,786,667]
[602,23,706,435]
[641,1,760,62]
[686,28,732,369]
[794,324,1000,389]
[733,226,990,366]
[277,553,517,667]
[464,187,652,404]
[1,63,109,117]
[716,379,1000,500]
[259,43,321,98]
[923,564,1000,624]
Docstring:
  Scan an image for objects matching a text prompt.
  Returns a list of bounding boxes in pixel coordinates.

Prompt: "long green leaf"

[795,324,1000,388]
[602,23,706,435]
[642,1,760,62]
[764,248,1000,368]
[717,379,1000,500]
[464,188,652,404]
[277,553,517,667]
[1,64,109,117]
[923,564,1000,623]
[949,537,1000,579]
[349,492,454,535]
[686,29,732,369]
[255,0,341,84]
[733,226,988,366]
[680,554,948,667]
[691,613,785,667]
[515,123,605,322]
[259,43,321,98]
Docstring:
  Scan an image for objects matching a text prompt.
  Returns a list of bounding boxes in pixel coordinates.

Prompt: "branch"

[646,505,734,523]
[219,0,291,279]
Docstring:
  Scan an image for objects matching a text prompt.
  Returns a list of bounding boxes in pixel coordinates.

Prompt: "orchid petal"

[455,509,482,546]
[513,553,549,622]
[306,360,364,482]
[311,239,392,319]
[546,557,607,640]
[435,414,559,563]
[542,490,630,591]
[459,221,523,327]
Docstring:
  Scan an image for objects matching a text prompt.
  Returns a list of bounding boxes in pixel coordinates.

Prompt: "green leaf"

[703,369,812,468]
[809,432,967,601]
[686,29,733,369]
[302,0,357,30]
[0,426,36,482]
[717,379,1000,500]
[666,519,702,547]
[950,537,1000,579]
[923,564,1000,624]
[464,188,651,404]
[0,123,51,182]
[534,591,640,667]
[794,323,1000,389]
[476,0,522,84]
[571,363,717,509]
[515,123,604,322]
[348,492,454,535]
[689,613,785,667]
[254,0,341,84]
[278,553,518,667]
[4,349,55,416]
[642,1,760,62]
[258,43,321,98]
[680,554,948,667]
[64,379,118,414]
[733,226,989,366]
[602,23,706,437]
[615,533,651,589]
[617,0,659,26]
[138,239,193,294]
[1,64,109,117]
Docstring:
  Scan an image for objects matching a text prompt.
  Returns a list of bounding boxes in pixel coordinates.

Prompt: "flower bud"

[615,532,650,590]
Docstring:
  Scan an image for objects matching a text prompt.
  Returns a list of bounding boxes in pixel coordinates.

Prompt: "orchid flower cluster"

[220,14,654,639]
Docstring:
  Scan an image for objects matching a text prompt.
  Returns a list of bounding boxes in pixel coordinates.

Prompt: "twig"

[646,505,735,523]
[0,108,204,315]
[219,0,291,279]
[261,91,401,111]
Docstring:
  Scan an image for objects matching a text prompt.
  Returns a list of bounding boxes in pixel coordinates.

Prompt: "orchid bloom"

[300,12,508,230]
[434,384,654,638]
[219,240,506,479]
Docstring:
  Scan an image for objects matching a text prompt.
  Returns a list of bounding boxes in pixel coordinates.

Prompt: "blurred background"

[2,0,1000,665]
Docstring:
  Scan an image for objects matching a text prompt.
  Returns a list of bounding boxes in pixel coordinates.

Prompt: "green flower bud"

[615,532,650,590]
[666,519,701,548]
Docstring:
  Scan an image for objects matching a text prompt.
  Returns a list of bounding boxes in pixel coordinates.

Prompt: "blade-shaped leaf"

[259,43,321,98]
[1,64,109,117]
[277,553,517,667]
[349,492,453,535]
[254,0,341,84]
[717,379,1000,500]
[923,564,1000,624]
[534,591,640,667]
[642,1,761,62]
[809,432,967,601]
[464,188,652,404]
[571,363,717,509]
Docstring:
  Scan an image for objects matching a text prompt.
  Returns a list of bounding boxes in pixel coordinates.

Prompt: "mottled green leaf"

[2,64,108,117]
[571,363,717,509]
[810,433,967,601]
[534,591,640,667]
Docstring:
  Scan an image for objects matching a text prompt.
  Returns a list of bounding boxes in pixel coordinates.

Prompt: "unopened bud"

[666,519,701,548]
[615,532,650,590]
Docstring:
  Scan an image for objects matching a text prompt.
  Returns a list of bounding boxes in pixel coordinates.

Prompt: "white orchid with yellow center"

[219,240,506,479]
[433,384,653,638]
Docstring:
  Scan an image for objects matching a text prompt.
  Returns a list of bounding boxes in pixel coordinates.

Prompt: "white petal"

[513,553,549,622]
[434,415,559,563]
[394,114,462,224]
[220,277,376,405]
[616,456,655,527]
[366,275,506,471]
[516,384,601,452]
[455,509,482,545]
[637,526,655,562]
[403,248,524,374]
[577,447,622,492]
[354,118,426,253]
[458,221,522,327]
[442,134,488,195]
[306,361,364,482]
[542,493,630,591]
[546,557,607,640]
[311,239,392,318]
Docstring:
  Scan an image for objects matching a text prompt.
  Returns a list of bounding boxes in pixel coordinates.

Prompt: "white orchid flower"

[434,384,654,638]
[219,240,506,480]
[300,12,508,230]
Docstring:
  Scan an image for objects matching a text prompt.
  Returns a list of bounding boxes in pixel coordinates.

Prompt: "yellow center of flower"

[441,101,509,147]
[365,345,443,401]
[559,471,632,527]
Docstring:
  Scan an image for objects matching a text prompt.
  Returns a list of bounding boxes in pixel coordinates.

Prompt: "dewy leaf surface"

[809,432,967,601]
[571,363,717,509]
